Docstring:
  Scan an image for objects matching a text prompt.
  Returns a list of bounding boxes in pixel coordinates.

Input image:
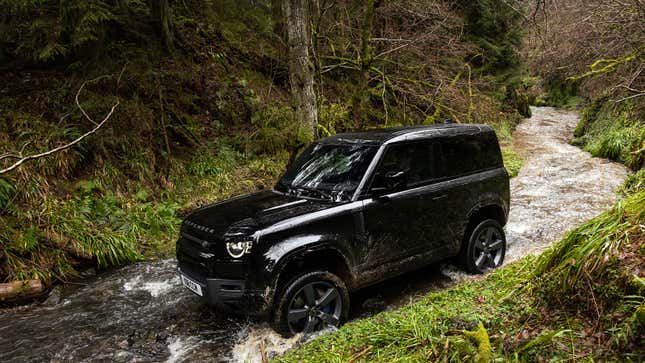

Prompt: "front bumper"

[178,267,270,315]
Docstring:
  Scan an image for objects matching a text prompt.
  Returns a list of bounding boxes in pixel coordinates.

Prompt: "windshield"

[276,143,378,202]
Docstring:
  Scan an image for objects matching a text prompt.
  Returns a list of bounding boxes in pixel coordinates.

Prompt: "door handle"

[432,194,448,201]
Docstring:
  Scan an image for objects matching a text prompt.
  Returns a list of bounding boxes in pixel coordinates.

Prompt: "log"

[0,280,44,302]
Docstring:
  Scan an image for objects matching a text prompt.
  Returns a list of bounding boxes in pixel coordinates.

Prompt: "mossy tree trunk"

[150,0,174,52]
[351,0,377,125]
[283,0,318,142]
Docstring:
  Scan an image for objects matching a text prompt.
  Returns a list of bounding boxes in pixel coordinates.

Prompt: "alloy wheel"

[472,226,504,270]
[286,281,343,335]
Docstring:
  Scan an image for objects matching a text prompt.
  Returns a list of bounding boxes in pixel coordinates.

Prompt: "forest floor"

[0,108,634,362]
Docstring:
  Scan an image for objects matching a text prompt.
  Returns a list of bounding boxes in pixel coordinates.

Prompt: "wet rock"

[361,296,387,313]
[113,350,132,363]
[42,285,63,306]
[156,332,169,343]
[80,267,96,278]
[446,317,477,331]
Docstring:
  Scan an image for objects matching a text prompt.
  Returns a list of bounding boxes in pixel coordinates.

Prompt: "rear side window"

[437,133,502,177]
[373,141,439,187]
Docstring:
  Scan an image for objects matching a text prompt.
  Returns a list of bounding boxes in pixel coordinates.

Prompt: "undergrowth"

[494,117,524,177]
[276,186,645,362]
[0,146,288,283]
[572,96,644,170]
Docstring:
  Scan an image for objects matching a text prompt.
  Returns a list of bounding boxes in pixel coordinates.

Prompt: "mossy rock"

[463,322,491,363]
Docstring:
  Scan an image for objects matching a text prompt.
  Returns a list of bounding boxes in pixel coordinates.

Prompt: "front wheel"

[459,219,506,274]
[272,271,349,337]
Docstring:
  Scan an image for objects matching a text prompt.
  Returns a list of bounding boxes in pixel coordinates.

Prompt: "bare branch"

[614,92,645,103]
[75,74,113,126]
[0,142,31,162]
[0,69,124,175]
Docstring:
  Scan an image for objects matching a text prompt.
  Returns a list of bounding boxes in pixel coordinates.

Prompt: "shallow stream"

[0,107,629,362]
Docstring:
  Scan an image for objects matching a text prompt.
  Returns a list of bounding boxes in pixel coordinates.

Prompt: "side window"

[438,133,502,177]
[372,141,438,188]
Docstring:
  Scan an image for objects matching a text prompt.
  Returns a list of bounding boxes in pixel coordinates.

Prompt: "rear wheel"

[273,271,349,337]
[459,219,506,273]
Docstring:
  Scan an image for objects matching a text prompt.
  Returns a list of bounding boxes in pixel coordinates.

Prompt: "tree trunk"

[351,0,377,125]
[151,0,174,52]
[283,0,318,141]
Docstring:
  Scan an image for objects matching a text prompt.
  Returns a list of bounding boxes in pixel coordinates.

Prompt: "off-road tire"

[272,270,350,337]
[458,219,506,274]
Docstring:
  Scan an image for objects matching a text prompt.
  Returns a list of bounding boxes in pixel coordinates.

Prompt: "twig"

[347,345,372,363]
[631,146,645,155]
[260,339,268,363]
[157,76,172,170]
[614,92,645,103]
[75,74,113,126]
[0,103,119,174]
[0,68,125,175]
[0,142,30,162]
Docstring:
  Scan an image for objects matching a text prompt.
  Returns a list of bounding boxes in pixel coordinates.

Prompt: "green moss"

[543,79,582,109]
[622,169,645,195]
[492,117,524,178]
[463,322,491,363]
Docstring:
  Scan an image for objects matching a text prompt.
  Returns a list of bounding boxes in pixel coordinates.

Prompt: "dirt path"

[0,107,629,363]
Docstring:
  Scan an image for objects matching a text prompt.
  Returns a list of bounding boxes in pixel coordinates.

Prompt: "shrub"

[248,105,300,155]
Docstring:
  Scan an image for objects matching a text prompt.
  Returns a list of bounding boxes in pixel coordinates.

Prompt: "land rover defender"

[176,124,510,336]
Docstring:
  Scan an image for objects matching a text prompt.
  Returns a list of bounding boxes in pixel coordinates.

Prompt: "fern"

[38,42,69,61]
[60,0,116,50]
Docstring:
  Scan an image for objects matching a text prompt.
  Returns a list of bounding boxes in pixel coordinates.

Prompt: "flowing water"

[0,107,629,362]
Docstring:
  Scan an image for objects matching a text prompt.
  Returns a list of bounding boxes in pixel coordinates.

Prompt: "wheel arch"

[467,203,507,227]
[272,246,354,303]
[460,203,507,254]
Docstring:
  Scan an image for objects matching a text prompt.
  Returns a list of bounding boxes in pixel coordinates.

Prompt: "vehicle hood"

[183,190,334,238]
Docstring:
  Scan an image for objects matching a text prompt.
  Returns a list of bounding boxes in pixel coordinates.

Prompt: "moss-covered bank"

[572,97,644,171]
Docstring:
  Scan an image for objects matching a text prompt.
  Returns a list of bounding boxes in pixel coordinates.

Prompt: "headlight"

[225,241,253,258]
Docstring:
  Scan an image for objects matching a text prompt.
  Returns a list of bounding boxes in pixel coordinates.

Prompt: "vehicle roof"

[318,124,494,145]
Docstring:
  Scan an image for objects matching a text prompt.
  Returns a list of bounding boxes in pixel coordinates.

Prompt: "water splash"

[230,324,302,362]
[166,336,201,363]
[123,275,179,297]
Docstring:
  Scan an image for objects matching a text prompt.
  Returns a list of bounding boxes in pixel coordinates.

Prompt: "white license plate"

[181,274,203,296]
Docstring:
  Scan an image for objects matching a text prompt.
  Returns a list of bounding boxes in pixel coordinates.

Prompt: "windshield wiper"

[290,185,334,201]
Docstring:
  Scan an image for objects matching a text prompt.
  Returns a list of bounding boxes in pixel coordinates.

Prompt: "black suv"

[176,124,510,336]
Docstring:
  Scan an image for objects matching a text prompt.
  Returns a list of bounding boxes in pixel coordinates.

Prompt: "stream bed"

[0,107,629,362]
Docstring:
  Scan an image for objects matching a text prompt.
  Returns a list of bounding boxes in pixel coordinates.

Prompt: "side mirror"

[370,170,407,198]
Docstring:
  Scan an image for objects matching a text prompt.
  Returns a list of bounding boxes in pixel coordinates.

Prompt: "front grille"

[176,233,213,277]
[181,232,208,248]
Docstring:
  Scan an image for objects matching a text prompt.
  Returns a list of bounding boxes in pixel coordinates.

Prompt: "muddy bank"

[0,107,629,362]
